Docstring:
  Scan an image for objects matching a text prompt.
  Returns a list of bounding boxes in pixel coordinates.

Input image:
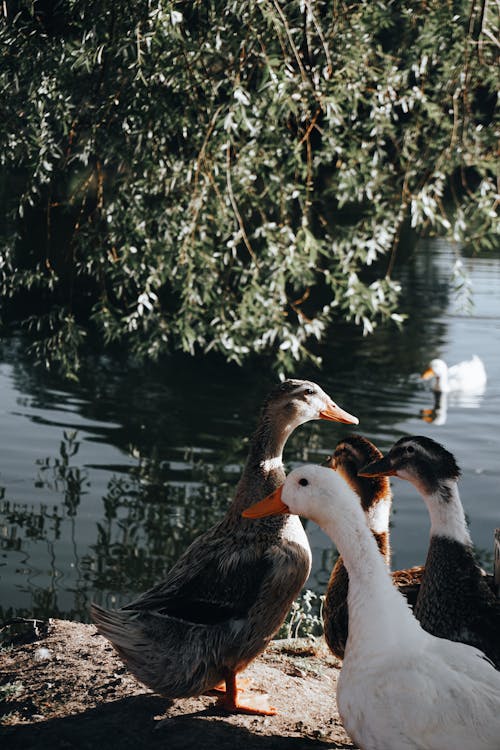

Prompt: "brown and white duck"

[322,435,423,659]
[91,379,358,715]
[359,435,500,668]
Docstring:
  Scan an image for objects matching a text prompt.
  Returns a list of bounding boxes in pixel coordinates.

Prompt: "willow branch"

[226,144,260,269]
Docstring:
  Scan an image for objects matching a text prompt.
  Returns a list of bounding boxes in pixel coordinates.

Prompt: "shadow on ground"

[1,693,353,750]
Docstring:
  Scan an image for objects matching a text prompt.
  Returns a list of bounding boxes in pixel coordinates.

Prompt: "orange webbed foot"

[214,671,276,716]
[216,691,277,716]
[209,676,253,694]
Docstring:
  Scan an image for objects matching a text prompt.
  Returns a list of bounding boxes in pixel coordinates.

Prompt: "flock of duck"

[91,370,500,750]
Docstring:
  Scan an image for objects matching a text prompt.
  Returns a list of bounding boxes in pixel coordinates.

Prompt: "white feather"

[367,497,391,534]
[259,456,283,472]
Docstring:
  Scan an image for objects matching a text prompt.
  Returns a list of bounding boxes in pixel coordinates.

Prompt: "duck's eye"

[304,388,315,396]
[298,478,309,487]
[406,445,415,454]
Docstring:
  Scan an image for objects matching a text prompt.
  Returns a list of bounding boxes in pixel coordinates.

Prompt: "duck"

[322,435,392,658]
[243,464,500,750]
[91,379,358,715]
[421,355,486,394]
[359,435,500,668]
[322,435,423,659]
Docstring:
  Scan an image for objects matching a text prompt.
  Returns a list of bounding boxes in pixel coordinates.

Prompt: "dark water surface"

[1,239,499,622]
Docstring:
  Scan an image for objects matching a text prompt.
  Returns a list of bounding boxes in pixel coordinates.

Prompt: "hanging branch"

[225,143,260,269]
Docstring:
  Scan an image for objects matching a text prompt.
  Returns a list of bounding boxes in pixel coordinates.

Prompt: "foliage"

[0,0,498,377]
[277,588,324,639]
[0,680,23,699]
[0,680,24,725]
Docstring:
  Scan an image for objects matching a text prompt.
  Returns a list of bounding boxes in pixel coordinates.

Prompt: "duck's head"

[326,435,390,513]
[358,436,461,495]
[262,379,358,432]
[242,464,355,528]
[421,358,447,385]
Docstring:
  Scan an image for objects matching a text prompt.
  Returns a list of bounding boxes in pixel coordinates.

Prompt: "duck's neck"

[337,472,392,564]
[321,503,416,657]
[247,413,292,471]
[228,415,292,516]
[367,496,392,565]
[435,368,449,392]
[420,481,472,546]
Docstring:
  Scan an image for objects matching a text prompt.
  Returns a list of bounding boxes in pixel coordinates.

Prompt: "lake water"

[1,238,499,622]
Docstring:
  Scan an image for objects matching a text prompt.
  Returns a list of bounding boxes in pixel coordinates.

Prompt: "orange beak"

[242,486,289,519]
[421,368,434,380]
[320,402,359,425]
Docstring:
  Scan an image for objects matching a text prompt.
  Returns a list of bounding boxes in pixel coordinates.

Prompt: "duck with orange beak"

[91,379,358,716]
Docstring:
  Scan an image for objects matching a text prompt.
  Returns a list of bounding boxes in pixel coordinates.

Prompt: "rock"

[33,647,52,662]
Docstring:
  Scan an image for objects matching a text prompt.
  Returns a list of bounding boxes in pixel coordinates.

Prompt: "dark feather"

[123,555,272,626]
[414,537,500,668]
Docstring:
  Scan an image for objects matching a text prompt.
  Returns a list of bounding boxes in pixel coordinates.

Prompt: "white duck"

[244,465,500,750]
[421,355,486,394]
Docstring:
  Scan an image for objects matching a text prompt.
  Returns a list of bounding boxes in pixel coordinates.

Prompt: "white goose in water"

[91,380,358,716]
[359,436,500,669]
[421,355,486,394]
[244,465,500,750]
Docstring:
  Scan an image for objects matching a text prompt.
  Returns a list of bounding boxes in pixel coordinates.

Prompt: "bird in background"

[421,355,486,394]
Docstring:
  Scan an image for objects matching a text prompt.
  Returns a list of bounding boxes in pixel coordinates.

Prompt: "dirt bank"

[0,618,357,749]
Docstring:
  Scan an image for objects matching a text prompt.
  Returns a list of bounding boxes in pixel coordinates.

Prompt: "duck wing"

[122,527,273,626]
[449,355,487,390]
[323,556,349,659]
[392,564,425,608]
[125,555,272,624]
[414,537,500,666]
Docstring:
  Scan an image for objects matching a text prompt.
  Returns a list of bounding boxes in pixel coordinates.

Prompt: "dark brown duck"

[91,380,359,714]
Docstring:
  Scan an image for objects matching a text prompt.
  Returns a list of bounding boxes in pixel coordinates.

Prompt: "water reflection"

[0,432,240,620]
[0,425,336,621]
[420,388,487,426]
[420,392,449,426]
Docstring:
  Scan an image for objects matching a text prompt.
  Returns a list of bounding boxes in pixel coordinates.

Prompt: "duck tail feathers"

[90,602,207,697]
[90,602,144,650]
